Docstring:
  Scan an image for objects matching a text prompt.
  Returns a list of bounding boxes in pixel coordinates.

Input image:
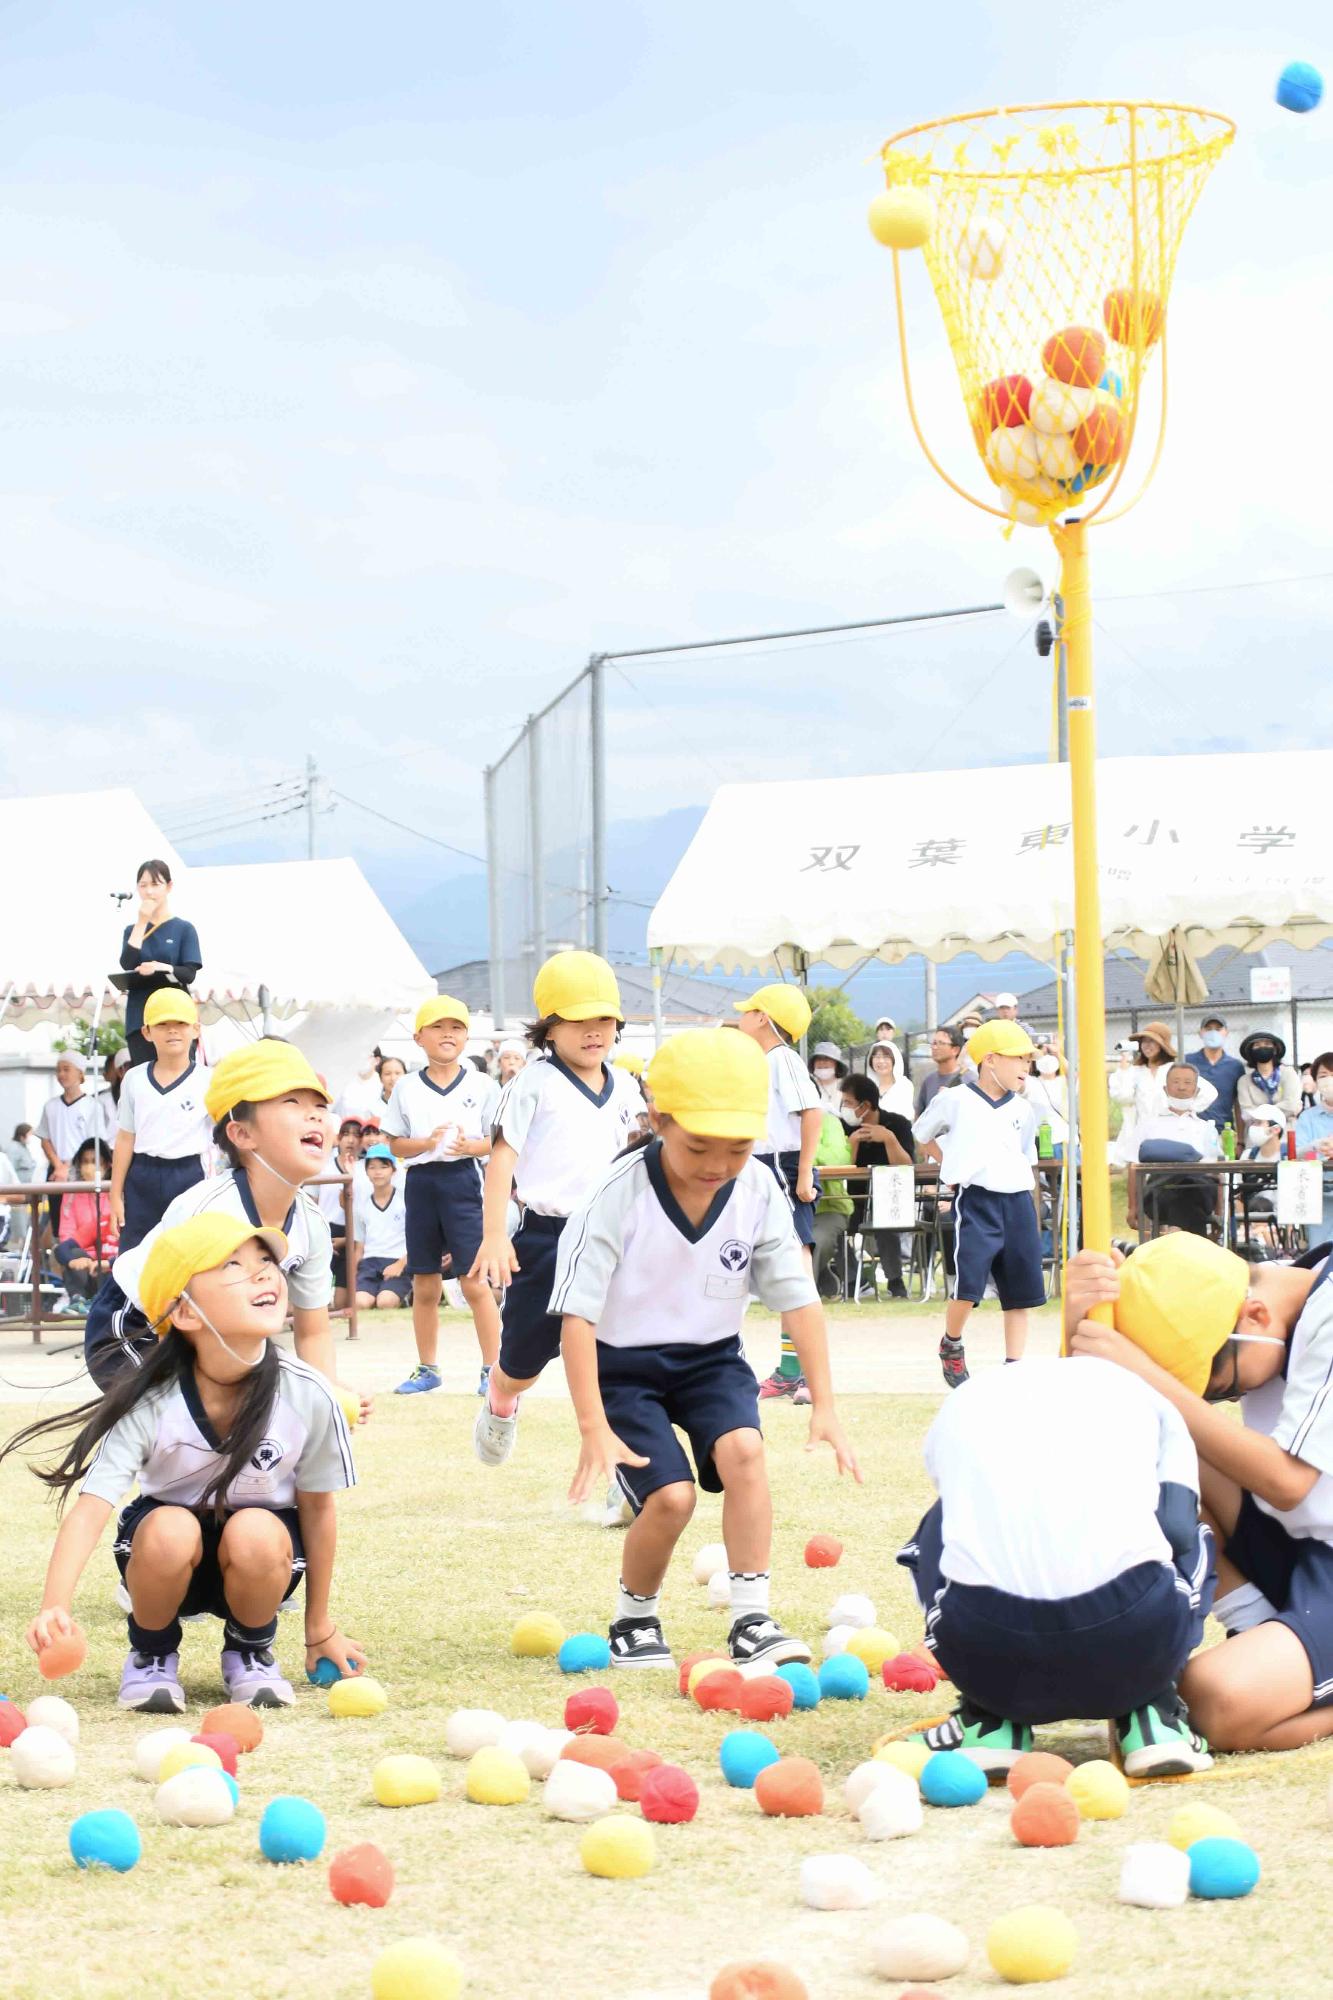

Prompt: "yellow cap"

[143,989,199,1029]
[203,1039,331,1124]
[416,994,471,1033]
[647,1028,770,1140]
[613,1053,645,1077]
[533,950,624,1023]
[966,1020,1036,1066]
[733,983,812,1043]
[1114,1234,1249,1394]
[140,1214,289,1331]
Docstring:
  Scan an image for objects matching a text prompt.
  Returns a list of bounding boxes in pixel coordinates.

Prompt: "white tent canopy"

[647,751,1333,973]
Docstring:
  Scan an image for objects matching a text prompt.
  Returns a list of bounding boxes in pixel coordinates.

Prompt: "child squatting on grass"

[557,1027,861,1672]
[2,1213,361,1714]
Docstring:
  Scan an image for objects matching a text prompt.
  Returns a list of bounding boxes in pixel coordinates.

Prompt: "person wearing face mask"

[1237,1032,1303,1127]
[1023,1050,1070,1153]
[808,1042,848,1114]
[1126,1064,1221,1239]
[1294,1053,1333,1244]
[1185,1016,1244,1133]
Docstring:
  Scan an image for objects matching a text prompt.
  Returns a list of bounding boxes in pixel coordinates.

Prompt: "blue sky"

[1,2,1329,1001]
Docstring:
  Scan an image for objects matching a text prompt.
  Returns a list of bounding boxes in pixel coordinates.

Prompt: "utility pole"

[306,755,317,860]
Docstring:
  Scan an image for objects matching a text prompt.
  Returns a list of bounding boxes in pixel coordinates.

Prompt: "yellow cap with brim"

[143,989,199,1029]
[203,1039,331,1124]
[416,994,471,1033]
[613,1053,646,1077]
[733,983,812,1043]
[140,1214,289,1332]
[1114,1234,1250,1395]
[533,950,624,1023]
[648,1028,770,1140]
[966,1020,1036,1066]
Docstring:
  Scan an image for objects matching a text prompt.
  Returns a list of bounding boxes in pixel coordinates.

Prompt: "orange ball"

[695,1668,745,1713]
[1103,286,1163,348]
[803,1534,843,1568]
[610,1748,663,1802]
[37,1622,87,1680]
[709,1966,809,2000]
[1007,1751,1075,1800]
[754,1756,823,1819]
[1011,1781,1081,1848]
[739,1676,795,1722]
[679,1650,727,1697]
[329,1841,395,1907]
[1073,401,1127,469]
[201,1703,264,1752]
[1041,325,1106,388]
[560,1734,630,1773]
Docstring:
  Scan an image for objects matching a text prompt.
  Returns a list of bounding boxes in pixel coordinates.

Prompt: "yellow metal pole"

[1053,516,1113,1321]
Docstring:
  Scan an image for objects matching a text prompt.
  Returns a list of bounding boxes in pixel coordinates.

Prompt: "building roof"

[1016,941,1333,1021]
[433,959,757,1023]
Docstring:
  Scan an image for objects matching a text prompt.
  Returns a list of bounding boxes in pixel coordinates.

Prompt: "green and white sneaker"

[1116,1696,1212,1778]
[915,1702,1033,1779]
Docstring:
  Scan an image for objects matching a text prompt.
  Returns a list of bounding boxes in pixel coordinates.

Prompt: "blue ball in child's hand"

[775,1662,821,1709]
[818,1653,870,1701]
[306,1658,343,1687]
[259,1796,326,1864]
[1189,1836,1261,1899]
[69,1809,141,1873]
[558,1632,612,1674]
[1276,61,1323,112]
[920,1749,988,1807]
[719,1729,782,1789]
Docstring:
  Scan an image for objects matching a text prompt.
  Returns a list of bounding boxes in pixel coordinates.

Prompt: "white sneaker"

[600,1480,634,1528]
[473,1399,519,1466]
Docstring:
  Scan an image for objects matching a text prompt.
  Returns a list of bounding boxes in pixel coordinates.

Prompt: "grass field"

[1,1310,1329,2000]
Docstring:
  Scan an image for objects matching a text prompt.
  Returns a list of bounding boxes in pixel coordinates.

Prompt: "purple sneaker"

[221,1645,296,1708]
[118,1648,185,1714]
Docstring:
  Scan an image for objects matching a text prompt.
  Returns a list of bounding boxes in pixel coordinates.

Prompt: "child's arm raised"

[26,1494,113,1655]
[471,1136,520,1287]
[298,1489,366,1680]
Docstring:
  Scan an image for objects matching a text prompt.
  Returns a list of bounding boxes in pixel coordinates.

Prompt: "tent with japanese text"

[646,751,1333,972]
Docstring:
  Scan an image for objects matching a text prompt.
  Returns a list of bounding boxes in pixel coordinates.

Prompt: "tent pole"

[651,948,665,1050]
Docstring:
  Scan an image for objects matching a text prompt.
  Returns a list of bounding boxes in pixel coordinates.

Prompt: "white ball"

[1035,430,1080,481]
[155,1766,236,1827]
[692,1541,728,1585]
[858,1772,923,1842]
[542,1759,618,1823]
[827,1593,876,1631]
[871,1914,970,1983]
[957,218,1006,281]
[1119,1840,1191,1909]
[500,1722,571,1779]
[444,1707,507,1758]
[800,1853,880,1911]
[10,1724,76,1789]
[1028,378,1098,435]
[707,1568,732,1610]
[25,1695,79,1746]
[822,1625,854,1659]
[844,1759,910,1813]
[134,1726,193,1783]
[985,423,1043,484]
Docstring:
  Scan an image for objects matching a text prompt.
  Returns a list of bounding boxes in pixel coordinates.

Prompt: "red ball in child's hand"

[561,1734,630,1773]
[328,1841,395,1907]
[191,1731,240,1777]
[640,1764,699,1824]
[754,1756,823,1818]
[565,1687,619,1736]
[882,1653,939,1693]
[610,1748,663,1802]
[739,1676,795,1722]
[1006,1750,1075,1800]
[803,1534,843,1569]
[0,1701,27,1747]
[1011,1780,1080,1848]
[695,1668,745,1713]
[36,1622,87,1680]
[709,1964,809,2000]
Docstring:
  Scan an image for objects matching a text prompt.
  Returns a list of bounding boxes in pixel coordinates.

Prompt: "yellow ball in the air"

[466,1746,531,1806]
[373,1754,443,1808]
[986,1905,1079,1985]
[867,188,936,250]
[158,1741,222,1783]
[371,1937,465,2000]
[580,1814,657,1880]
[510,1612,566,1659]
[328,1673,389,1718]
[1065,1760,1129,1821]
[873,1738,930,1781]
[1167,1801,1242,1851]
[846,1626,899,1674]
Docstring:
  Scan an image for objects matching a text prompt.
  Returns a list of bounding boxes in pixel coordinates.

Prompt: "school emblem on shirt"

[718,1240,751,1274]
[251,1438,285,1474]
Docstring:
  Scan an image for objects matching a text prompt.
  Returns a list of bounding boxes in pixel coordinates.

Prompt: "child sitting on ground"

[353,1144,410,1310]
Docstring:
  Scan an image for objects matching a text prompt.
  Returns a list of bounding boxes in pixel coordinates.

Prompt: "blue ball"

[1189,1836,1261,1900]
[719,1729,782,1789]
[818,1653,870,1701]
[919,1750,988,1807]
[558,1632,612,1674]
[305,1657,343,1687]
[775,1662,821,1710]
[259,1796,326,1865]
[69,1809,141,1873]
[220,1771,240,1807]
[1098,368,1125,399]
[1277,61,1323,113]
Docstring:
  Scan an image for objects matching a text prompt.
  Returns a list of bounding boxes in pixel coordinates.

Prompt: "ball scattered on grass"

[882,1653,939,1693]
[1065,1760,1129,1821]
[155,1767,235,1827]
[465,1745,530,1805]
[558,1632,611,1674]
[804,1534,843,1568]
[1010,1783,1080,1849]
[190,1731,239,1776]
[1119,1841,1190,1908]
[329,1841,395,1907]
[1167,1801,1240,1851]
[707,1569,732,1610]
[159,1742,222,1784]
[709,1963,808,2000]
[510,1611,565,1658]
[846,1627,899,1674]
[858,1770,923,1841]
[827,1592,876,1629]
[498,1721,569,1779]
[696,1668,746,1712]
[69,1809,141,1873]
[1006,1752,1073,1800]
[0,1699,28,1748]
[873,1738,930,1781]
[819,1654,870,1701]
[565,1687,618,1736]
[986,1905,1078,1985]
[754,1756,823,1819]
[639,1763,699,1824]
[1188,1837,1260,1901]
[444,1709,506,1758]
[370,1938,465,2000]
[373,1755,443,1808]
[542,1759,617,1821]
[775,1663,821,1710]
[133,1725,192,1783]
[580,1814,657,1879]
[11,1725,76,1789]
[920,1751,987,1808]
[560,1734,630,1774]
[26,1695,78,1745]
[871,1914,969,1983]
[200,1703,262,1752]
[720,1729,781,1789]
[259,1795,326,1863]
[328,1674,389,1718]
[799,1853,879,1910]
[739,1675,794,1722]
[610,1748,663,1802]
[692,1542,729,1585]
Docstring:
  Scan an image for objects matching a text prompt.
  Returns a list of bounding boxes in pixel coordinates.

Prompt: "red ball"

[1041,325,1106,388]
[0,1701,27,1748]
[36,1622,87,1680]
[640,1763,700,1824]
[694,1668,745,1713]
[328,1841,395,1907]
[882,1653,939,1693]
[910,1644,948,1683]
[1011,1780,1080,1848]
[803,1534,843,1569]
[1103,286,1163,348]
[610,1748,663,1802]
[190,1731,240,1777]
[678,1650,727,1697]
[978,373,1033,433]
[1072,400,1126,469]
[564,1686,619,1736]
[561,1734,630,1773]
[1006,1750,1075,1801]
[753,1756,823,1819]
[738,1676,795,1722]
[709,1966,809,2000]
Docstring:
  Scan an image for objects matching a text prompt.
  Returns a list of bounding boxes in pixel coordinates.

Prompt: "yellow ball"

[373,1754,443,1808]
[986,1905,1079,1985]
[510,1612,567,1659]
[580,1814,657,1880]
[867,188,936,250]
[158,1742,222,1783]
[846,1626,900,1674]
[687,1656,731,1700]
[873,1739,930,1781]
[1168,1801,1242,1851]
[328,1673,389,1718]
[371,1937,465,2000]
[465,1746,531,1806]
[1065,1760,1129,1821]
[337,1387,361,1429]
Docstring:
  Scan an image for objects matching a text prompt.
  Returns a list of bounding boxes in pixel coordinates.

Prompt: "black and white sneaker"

[728,1612,811,1669]
[608,1616,675,1670]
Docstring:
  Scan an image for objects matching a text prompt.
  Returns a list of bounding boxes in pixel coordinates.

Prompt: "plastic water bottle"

[1037,1123,1054,1159]
[1220,1123,1236,1160]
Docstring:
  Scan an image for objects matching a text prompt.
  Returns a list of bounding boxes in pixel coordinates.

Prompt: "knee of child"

[135,1507,203,1570]
[376,1291,399,1310]
[219,1509,292,1571]
[646,1481,697,1531]
[1181,1661,1254,1750]
[715,1427,765,1479]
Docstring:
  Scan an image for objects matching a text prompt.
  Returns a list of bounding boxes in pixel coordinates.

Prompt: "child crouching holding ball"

[557,1028,860,1670]
[2,1214,361,1713]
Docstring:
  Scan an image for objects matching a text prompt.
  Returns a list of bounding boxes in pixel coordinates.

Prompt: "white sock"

[616,1581,660,1625]
[729,1570,771,1619]
[1213,1581,1277,1635]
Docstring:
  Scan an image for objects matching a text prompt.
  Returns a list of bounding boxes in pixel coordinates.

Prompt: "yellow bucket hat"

[140,1214,289,1332]
[1114,1234,1250,1394]
[966,1020,1036,1066]
[143,989,199,1029]
[203,1040,331,1124]
[533,950,624,1024]
[415,994,471,1033]
[613,1053,646,1077]
[733,983,812,1043]
[647,1028,771,1141]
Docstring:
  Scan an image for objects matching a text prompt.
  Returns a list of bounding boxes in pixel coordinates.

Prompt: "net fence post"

[484,763,506,1030]
[529,713,546,972]
[590,654,607,960]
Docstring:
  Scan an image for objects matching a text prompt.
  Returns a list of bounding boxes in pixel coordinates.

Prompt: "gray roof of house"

[433,959,757,1022]
[1016,941,1333,1019]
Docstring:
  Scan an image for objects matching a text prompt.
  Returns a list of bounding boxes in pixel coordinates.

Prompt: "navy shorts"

[497,1210,566,1379]
[898,1500,1215,1723]
[113,1495,305,1620]
[1225,1493,1333,1705]
[599,1334,762,1513]
[356,1255,410,1303]
[120,1153,206,1254]
[757,1151,818,1250]
[952,1184,1045,1309]
[84,1277,154,1392]
[404,1161,485,1278]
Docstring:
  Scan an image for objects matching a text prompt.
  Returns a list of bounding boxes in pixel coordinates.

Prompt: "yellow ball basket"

[872,100,1233,1269]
